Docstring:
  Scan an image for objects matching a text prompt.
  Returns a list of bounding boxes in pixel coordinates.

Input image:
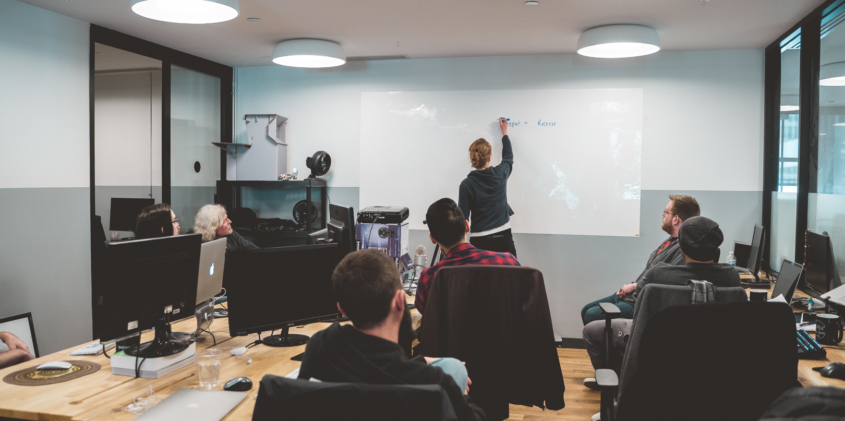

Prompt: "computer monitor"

[328,204,356,260]
[109,198,155,232]
[805,230,842,294]
[771,259,803,303]
[226,244,344,347]
[98,233,202,357]
[746,224,766,275]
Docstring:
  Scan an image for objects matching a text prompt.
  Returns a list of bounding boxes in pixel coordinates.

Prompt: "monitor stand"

[124,320,190,358]
[261,326,309,347]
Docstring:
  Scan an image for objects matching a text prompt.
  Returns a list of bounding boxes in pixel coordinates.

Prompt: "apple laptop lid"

[771,259,803,303]
[196,238,227,305]
[135,389,246,421]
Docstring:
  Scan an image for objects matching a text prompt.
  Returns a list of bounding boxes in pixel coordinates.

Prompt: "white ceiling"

[21,0,826,68]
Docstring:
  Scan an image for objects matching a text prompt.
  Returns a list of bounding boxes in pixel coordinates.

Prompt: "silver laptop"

[136,389,246,421]
[196,238,227,305]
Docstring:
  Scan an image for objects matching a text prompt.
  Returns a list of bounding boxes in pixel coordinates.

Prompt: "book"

[111,355,196,379]
[111,342,196,371]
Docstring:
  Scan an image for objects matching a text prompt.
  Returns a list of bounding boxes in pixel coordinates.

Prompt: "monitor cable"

[365,214,381,249]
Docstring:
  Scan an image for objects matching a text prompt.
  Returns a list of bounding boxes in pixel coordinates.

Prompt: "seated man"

[580,195,700,326]
[0,332,35,369]
[582,216,740,375]
[415,198,520,315]
[299,249,486,421]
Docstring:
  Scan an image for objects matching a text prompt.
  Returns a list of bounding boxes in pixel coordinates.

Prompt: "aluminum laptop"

[770,259,803,303]
[196,238,227,305]
[135,389,246,421]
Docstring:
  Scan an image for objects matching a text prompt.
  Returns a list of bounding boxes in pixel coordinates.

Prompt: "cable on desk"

[102,344,111,359]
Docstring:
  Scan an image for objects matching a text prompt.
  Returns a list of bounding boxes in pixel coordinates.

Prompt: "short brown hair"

[135,203,173,239]
[669,195,700,222]
[332,249,401,330]
[469,138,492,169]
[425,198,466,248]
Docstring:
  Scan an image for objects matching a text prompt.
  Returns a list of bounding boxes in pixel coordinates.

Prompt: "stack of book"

[110,343,196,378]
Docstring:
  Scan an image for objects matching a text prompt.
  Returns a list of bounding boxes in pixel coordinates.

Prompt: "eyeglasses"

[662,210,675,216]
[172,219,180,226]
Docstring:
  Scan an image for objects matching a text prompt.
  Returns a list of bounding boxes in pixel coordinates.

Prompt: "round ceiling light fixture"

[524,1,539,5]
[820,62,845,86]
[272,39,346,68]
[130,0,239,24]
[577,24,660,59]
[780,94,799,112]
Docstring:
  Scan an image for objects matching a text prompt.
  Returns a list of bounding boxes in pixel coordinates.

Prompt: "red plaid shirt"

[414,243,521,315]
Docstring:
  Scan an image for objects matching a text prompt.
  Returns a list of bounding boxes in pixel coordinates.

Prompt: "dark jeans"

[581,293,635,325]
[470,229,517,258]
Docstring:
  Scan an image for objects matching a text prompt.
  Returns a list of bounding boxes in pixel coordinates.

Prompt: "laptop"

[770,259,803,303]
[196,238,227,305]
[135,389,246,421]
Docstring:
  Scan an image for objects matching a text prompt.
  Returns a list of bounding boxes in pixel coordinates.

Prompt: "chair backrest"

[418,265,565,411]
[252,375,457,421]
[618,284,747,398]
[616,301,797,421]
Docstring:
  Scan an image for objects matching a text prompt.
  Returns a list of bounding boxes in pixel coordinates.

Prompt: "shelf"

[218,179,327,188]
[212,142,252,151]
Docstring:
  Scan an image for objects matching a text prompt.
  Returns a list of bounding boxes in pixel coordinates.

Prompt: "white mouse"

[37,361,72,371]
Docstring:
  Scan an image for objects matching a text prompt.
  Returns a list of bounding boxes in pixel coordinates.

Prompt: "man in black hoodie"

[299,249,487,421]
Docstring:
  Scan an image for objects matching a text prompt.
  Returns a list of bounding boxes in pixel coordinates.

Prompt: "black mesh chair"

[253,375,458,421]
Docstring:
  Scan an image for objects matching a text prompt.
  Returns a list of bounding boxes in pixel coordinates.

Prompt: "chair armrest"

[599,302,621,318]
[595,369,619,389]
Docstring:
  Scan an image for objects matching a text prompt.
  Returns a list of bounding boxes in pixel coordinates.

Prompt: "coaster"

[3,360,101,386]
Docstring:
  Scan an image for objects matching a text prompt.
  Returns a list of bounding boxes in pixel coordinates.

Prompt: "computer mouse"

[223,376,252,391]
[37,361,73,371]
[814,362,845,380]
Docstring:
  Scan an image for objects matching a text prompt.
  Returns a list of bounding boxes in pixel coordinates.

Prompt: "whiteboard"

[360,89,643,237]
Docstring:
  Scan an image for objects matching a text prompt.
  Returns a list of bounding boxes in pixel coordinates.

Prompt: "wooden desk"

[0,300,422,421]
[741,279,845,389]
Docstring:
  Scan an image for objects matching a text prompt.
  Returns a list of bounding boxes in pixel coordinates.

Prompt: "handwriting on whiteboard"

[507,120,557,127]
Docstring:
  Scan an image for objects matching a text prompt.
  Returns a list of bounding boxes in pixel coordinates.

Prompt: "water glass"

[197,349,222,388]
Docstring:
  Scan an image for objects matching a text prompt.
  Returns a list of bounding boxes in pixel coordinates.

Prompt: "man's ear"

[465,220,470,233]
[336,303,347,317]
[394,289,406,311]
[429,234,437,244]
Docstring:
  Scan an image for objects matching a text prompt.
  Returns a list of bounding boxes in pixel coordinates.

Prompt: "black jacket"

[299,323,486,421]
[631,262,741,304]
[225,230,259,252]
[459,135,514,233]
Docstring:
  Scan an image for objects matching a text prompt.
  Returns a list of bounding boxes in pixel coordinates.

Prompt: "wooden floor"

[505,348,600,420]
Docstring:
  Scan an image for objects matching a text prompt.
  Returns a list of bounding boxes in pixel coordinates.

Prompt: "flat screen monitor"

[805,230,842,294]
[226,244,343,347]
[328,204,356,260]
[772,259,803,303]
[746,224,765,275]
[109,198,155,232]
[98,233,202,357]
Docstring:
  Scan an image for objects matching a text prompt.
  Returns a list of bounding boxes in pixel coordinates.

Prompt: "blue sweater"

[458,135,514,234]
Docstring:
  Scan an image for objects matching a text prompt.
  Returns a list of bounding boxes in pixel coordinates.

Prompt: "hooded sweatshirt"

[299,323,486,421]
[459,135,514,234]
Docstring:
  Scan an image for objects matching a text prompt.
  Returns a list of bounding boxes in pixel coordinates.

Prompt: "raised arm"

[498,117,514,173]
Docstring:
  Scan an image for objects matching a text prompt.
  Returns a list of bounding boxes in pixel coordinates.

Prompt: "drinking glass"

[197,349,222,388]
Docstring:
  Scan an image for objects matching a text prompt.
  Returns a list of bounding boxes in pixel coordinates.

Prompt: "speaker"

[734,241,751,268]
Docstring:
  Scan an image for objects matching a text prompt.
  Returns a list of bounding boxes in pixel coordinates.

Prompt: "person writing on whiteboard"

[458,117,517,257]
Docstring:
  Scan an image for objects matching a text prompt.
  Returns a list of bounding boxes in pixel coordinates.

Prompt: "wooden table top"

[0,298,421,421]
[742,276,845,389]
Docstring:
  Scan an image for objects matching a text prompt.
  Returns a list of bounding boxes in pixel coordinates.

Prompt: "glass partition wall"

[765,0,845,285]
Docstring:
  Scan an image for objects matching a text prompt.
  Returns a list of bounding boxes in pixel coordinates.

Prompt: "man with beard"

[579,195,700,326]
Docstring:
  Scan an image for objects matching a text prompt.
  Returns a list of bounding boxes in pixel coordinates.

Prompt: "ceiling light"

[247,17,260,22]
[130,0,239,24]
[524,1,539,5]
[820,62,845,86]
[272,39,346,68]
[780,94,799,112]
[577,24,660,59]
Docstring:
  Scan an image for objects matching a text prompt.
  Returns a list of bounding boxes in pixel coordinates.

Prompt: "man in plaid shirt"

[415,198,521,315]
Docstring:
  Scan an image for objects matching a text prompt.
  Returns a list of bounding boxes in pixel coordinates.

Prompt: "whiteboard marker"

[499,118,510,121]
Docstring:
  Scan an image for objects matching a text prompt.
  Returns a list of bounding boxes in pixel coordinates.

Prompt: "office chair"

[594,284,749,421]
[418,265,565,421]
[253,375,458,421]
[611,301,796,421]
